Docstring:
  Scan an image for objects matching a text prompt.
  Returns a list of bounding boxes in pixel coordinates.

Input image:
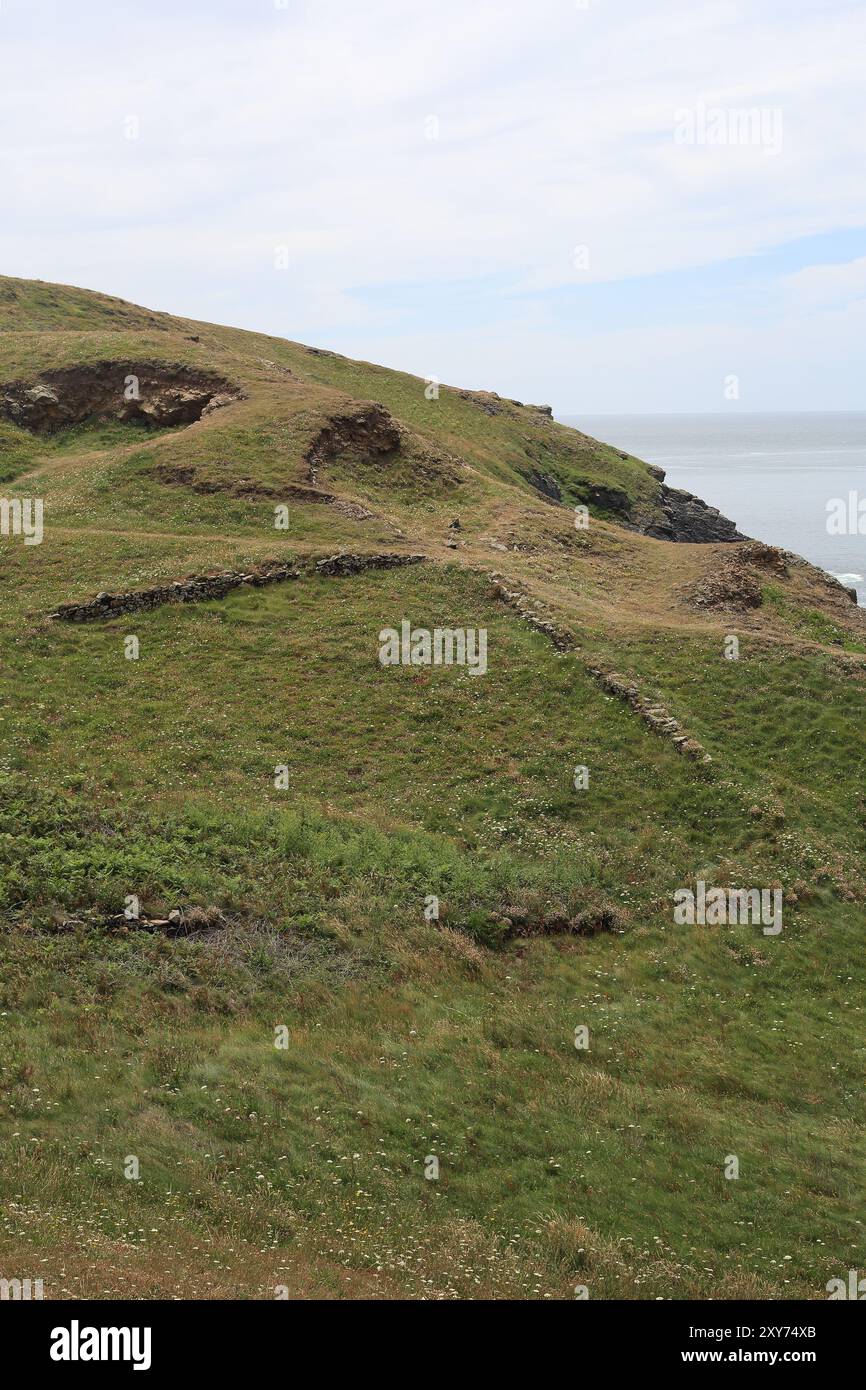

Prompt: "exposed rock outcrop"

[521,469,562,503]
[645,481,745,543]
[688,542,863,617]
[786,554,859,606]
[601,463,745,542]
[736,541,789,575]
[684,542,788,610]
[521,456,744,541]
[687,560,764,611]
[582,482,633,517]
[1,361,243,434]
[456,389,505,416]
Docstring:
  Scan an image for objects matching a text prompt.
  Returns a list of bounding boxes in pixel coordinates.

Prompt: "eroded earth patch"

[1,360,243,434]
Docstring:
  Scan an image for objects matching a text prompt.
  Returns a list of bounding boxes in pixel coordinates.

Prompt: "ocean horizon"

[561,411,866,605]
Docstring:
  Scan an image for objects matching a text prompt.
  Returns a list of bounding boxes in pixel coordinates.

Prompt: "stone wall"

[50,552,427,621]
[50,560,299,622]
[314,552,425,577]
[588,668,712,762]
[488,575,576,651]
[488,572,710,761]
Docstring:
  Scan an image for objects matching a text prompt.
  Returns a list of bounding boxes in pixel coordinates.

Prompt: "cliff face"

[635,463,745,543]
[651,482,745,542]
[570,462,744,543]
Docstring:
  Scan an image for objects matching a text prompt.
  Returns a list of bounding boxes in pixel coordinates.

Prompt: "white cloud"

[782,256,866,309]
[0,0,864,407]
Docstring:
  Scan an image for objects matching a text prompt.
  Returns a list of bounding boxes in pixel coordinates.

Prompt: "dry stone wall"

[50,560,299,622]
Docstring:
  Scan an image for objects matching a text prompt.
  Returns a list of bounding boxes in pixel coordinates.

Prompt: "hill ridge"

[2,274,865,1302]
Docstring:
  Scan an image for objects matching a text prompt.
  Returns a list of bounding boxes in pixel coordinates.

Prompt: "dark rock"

[645,484,744,543]
[581,483,632,516]
[521,469,562,503]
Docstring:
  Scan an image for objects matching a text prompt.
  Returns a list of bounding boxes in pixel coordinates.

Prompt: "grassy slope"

[1,276,865,1300]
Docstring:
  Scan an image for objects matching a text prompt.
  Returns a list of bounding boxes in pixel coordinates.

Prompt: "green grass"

[586,625,866,864]
[0,275,163,333]
[3,804,863,1298]
[1,275,864,1300]
[763,583,866,653]
[0,272,664,534]
[0,421,40,481]
[0,417,178,486]
[2,566,864,1298]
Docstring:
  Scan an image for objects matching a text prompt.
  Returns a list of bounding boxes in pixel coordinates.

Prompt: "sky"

[1,0,865,413]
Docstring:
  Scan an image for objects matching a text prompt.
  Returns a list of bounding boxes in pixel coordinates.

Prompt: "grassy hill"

[1,275,864,1300]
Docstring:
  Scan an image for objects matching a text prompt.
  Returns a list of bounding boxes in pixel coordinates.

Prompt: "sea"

[560,412,866,604]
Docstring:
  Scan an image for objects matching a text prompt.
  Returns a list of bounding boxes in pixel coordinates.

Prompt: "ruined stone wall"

[50,561,299,622]
[488,572,710,761]
[314,552,425,577]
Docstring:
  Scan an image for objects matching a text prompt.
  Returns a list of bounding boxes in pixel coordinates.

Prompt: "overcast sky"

[1,0,865,412]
